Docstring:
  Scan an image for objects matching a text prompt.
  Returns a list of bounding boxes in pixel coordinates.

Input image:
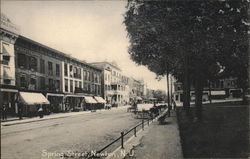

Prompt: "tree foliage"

[124,0,249,119]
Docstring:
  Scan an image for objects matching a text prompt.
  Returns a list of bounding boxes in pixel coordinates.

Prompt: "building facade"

[173,77,241,103]
[0,13,20,116]
[91,62,128,106]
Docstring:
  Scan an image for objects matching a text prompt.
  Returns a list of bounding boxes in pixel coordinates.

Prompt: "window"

[18,53,27,69]
[20,76,26,88]
[2,43,11,65]
[48,61,53,75]
[39,77,45,90]
[40,59,45,74]
[65,79,68,92]
[64,63,68,76]
[105,85,107,91]
[79,81,82,88]
[29,77,36,90]
[84,71,87,80]
[70,80,73,92]
[75,81,78,89]
[78,68,81,79]
[49,78,54,90]
[29,56,37,71]
[55,80,60,91]
[88,84,91,91]
[56,64,60,76]
[69,65,73,77]
[87,71,90,81]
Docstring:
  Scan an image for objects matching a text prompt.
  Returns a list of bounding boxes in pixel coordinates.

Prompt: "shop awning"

[94,96,106,104]
[0,88,18,93]
[211,90,226,95]
[65,94,84,98]
[136,96,142,100]
[19,92,50,105]
[46,93,64,97]
[84,96,97,104]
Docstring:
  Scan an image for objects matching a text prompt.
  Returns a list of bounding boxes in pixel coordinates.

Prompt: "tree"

[124,0,249,121]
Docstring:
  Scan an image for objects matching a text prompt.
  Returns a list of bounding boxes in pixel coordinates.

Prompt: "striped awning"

[84,96,97,104]
[94,96,106,103]
[19,92,50,105]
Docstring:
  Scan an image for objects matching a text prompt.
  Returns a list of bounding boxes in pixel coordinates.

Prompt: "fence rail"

[87,106,168,159]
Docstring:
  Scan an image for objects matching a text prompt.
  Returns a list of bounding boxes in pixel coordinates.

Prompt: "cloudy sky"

[2,0,167,90]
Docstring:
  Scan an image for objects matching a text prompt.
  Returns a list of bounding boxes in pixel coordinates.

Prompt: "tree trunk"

[183,55,190,108]
[195,74,204,121]
[166,68,171,117]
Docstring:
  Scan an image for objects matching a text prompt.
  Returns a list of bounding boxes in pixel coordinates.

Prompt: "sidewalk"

[1,105,129,126]
[106,110,183,159]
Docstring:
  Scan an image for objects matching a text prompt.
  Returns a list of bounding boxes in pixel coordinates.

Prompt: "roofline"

[90,61,121,71]
[17,35,102,71]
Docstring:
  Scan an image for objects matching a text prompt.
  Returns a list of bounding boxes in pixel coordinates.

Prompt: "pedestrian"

[38,106,44,118]
[18,103,23,120]
[2,103,7,120]
[172,98,177,111]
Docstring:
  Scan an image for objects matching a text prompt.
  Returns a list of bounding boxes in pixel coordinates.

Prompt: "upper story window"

[56,64,60,76]
[84,70,87,80]
[39,77,45,90]
[69,65,73,77]
[1,43,11,65]
[29,77,36,90]
[40,59,45,74]
[65,79,68,92]
[87,71,90,81]
[20,76,26,88]
[64,63,68,76]
[18,53,27,69]
[48,61,53,75]
[29,56,37,71]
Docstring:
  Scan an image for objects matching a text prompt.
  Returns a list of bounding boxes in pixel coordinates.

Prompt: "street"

[1,105,151,159]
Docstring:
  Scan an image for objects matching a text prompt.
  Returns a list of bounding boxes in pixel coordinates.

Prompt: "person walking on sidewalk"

[18,103,23,120]
[1,103,8,120]
[38,106,44,118]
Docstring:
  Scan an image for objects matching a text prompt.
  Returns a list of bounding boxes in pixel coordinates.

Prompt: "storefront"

[64,94,84,112]
[83,96,97,110]
[46,93,64,113]
[18,91,50,116]
[94,96,106,109]
[0,88,18,116]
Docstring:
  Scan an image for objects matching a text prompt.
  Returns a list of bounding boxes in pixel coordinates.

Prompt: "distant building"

[91,61,127,106]
[173,77,241,103]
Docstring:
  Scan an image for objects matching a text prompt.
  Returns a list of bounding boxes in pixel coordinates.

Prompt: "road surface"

[1,105,154,159]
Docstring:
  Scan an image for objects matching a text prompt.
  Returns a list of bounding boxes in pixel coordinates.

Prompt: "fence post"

[134,127,137,137]
[121,132,124,149]
[142,120,144,130]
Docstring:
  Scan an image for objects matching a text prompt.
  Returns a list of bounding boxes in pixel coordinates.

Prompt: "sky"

[2,0,167,91]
